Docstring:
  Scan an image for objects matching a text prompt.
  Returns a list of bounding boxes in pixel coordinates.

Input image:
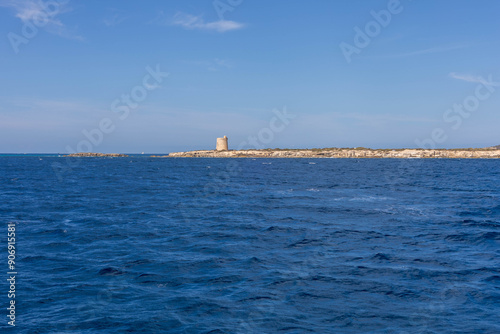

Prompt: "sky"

[0,0,499,153]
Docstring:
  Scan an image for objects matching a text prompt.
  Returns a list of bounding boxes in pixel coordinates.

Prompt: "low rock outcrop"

[64,153,129,157]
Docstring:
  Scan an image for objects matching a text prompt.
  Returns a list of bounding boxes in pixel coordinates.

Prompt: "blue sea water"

[1,156,499,333]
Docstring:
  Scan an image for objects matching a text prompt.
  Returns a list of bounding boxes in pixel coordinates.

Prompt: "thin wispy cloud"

[152,11,244,33]
[449,72,499,86]
[103,13,127,27]
[214,58,231,68]
[209,58,229,71]
[0,97,108,134]
[184,58,233,71]
[0,0,82,40]
[331,112,437,124]
[384,44,469,58]
[184,58,233,72]
[0,0,60,24]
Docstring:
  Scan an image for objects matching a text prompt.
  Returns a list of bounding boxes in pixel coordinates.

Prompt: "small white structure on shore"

[216,136,228,151]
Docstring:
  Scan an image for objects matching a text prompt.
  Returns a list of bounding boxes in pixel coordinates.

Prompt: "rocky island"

[161,136,500,158]
[62,137,500,159]
[166,147,500,159]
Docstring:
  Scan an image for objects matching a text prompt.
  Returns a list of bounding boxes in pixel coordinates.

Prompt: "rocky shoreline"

[166,148,500,159]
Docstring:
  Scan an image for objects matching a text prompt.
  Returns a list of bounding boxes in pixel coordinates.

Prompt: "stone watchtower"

[216,136,228,151]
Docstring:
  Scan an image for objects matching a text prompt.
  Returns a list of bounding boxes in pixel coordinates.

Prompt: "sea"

[1,155,499,333]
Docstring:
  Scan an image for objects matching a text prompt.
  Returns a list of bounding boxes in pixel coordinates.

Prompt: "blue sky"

[0,0,499,153]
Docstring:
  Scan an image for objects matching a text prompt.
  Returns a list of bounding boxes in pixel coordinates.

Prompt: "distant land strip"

[163,147,500,159]
[65,153,129,157]
[62,147,500,159]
